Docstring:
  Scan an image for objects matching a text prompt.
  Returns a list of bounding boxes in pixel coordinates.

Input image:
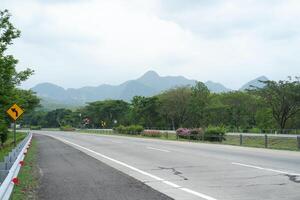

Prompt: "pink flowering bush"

[176,128,190,139]
[142,130,161,137]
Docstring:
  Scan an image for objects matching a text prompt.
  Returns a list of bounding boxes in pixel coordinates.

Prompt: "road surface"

[36,134,172,200]
[34,130,300,200]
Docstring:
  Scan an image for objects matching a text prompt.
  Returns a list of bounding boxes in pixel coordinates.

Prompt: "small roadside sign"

[6,104,24,121]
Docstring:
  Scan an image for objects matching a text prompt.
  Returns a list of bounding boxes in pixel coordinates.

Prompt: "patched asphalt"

[36,134,173,200]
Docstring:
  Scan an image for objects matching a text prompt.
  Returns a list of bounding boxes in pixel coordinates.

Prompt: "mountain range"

[31,71,268,108]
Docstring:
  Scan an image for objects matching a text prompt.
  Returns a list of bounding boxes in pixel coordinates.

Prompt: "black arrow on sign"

[11,108,18,117]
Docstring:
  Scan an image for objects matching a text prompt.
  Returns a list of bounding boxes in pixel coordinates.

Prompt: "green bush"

[204,126,226,142]
[30,125,42,130]
[248,127,261,133]
[60,125,75,131]
[114,125,144,135]
[0,123,8,145]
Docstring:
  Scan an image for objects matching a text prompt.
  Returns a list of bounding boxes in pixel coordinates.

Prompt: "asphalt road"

[36,134,172,200]
[34,131,300,200]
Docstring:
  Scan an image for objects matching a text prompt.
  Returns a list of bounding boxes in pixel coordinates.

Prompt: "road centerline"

[147,146,170,153]
[50,135,218,200]
[232,162,300,176]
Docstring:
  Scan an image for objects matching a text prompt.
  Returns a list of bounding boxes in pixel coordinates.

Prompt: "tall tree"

[159,87,192,129]
[0,10,34,145]
[189,82,210,127]
[255,78,300,130]
[131,96,160,128]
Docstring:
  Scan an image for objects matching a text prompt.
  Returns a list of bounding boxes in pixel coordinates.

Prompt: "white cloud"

[1,0,300,89]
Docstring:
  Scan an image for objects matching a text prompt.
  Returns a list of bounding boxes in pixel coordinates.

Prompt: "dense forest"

[23,78,300,133]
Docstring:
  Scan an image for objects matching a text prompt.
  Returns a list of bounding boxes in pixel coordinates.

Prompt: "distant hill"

[205,81,231,93]
[239,76,268,91]
[32,71,262,109]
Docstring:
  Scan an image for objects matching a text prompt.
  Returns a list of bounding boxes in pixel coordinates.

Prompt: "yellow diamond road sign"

[6,104,24,121]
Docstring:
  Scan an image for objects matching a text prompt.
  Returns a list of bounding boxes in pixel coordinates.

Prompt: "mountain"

[239,76,268,91]
[205,81,231,93]
[31,71,232,107]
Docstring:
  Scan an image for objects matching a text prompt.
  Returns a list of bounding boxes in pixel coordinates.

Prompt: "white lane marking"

[51,135,217,200]
[147,147,170,153]
[232,162,300,176]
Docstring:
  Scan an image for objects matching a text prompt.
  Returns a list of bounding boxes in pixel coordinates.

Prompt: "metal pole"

[264,134,268,148]
[14,122,16,147]
[240,134,243,146]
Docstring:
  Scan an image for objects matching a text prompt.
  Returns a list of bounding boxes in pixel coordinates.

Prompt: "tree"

[255,78,300,130]
[0,10,34,145]
[131,96,160,128]
[84,100,130,128]
[159,87,192,129]
[189,82,210,127]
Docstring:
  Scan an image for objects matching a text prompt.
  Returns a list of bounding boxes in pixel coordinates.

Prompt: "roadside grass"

[0,132,26,162]
[77,129,299,151]
[11,138,39,200]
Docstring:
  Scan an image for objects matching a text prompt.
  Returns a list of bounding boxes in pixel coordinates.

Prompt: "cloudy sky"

[1,0,300,89]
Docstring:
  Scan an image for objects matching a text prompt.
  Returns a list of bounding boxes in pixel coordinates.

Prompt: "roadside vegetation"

[0,132,26,162]
[23,78,300,135]
[11,138,39,200]
[0,9,40,149]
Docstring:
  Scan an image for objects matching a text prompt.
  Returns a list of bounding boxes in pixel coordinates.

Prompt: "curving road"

[34,130,300,200]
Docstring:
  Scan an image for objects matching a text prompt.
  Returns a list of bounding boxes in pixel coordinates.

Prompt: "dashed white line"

[51,135,217,200]
[232,162,300,176]
[147,147,170,153]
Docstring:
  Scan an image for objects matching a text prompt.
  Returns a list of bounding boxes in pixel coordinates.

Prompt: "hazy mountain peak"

[205,81,231,93]
[139,70,160,80]
[239,76,269,91]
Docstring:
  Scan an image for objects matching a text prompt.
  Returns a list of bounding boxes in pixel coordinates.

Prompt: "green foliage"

[83,100,130,128]
[204,126,226,142]
[114,125,144,135]
[159,86,192,129]
[0,10,38,137]
[254,78,300,130]
[60,125,75,131]
[30,125,42,130]
[0,122,9,145]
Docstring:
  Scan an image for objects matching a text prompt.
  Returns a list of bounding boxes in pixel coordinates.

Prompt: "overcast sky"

[1,0,300,89]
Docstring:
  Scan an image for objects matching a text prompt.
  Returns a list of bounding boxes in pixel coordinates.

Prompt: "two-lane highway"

[34,130,300,200]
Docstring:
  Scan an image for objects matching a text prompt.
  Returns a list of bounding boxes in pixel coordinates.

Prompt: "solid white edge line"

[50,135,218,200]
[146,147,170,153]
[232,162,300,176]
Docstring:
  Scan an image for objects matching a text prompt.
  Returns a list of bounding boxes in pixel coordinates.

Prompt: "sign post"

[6,104,24,147]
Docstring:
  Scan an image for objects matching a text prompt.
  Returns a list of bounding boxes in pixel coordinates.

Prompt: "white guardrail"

[0,133,32,200]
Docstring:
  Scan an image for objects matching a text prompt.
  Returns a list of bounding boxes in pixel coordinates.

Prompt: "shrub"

[190,128,204,140]
[176,128,190,139]
[30,125,42,130]
[0,123,8,145]
[60,125,75,131]
[248,127,261,133]
[127,125,144,134]
[114,125,144,135]
[142,130,161,137]
[204,126,226,142]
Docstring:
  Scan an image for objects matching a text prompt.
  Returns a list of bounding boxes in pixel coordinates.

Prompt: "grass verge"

[0,132,26,162]
[11,138,39,200]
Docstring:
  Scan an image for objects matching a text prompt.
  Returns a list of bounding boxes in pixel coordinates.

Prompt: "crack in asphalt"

[156,167,188,180]
[285,174,300,183]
